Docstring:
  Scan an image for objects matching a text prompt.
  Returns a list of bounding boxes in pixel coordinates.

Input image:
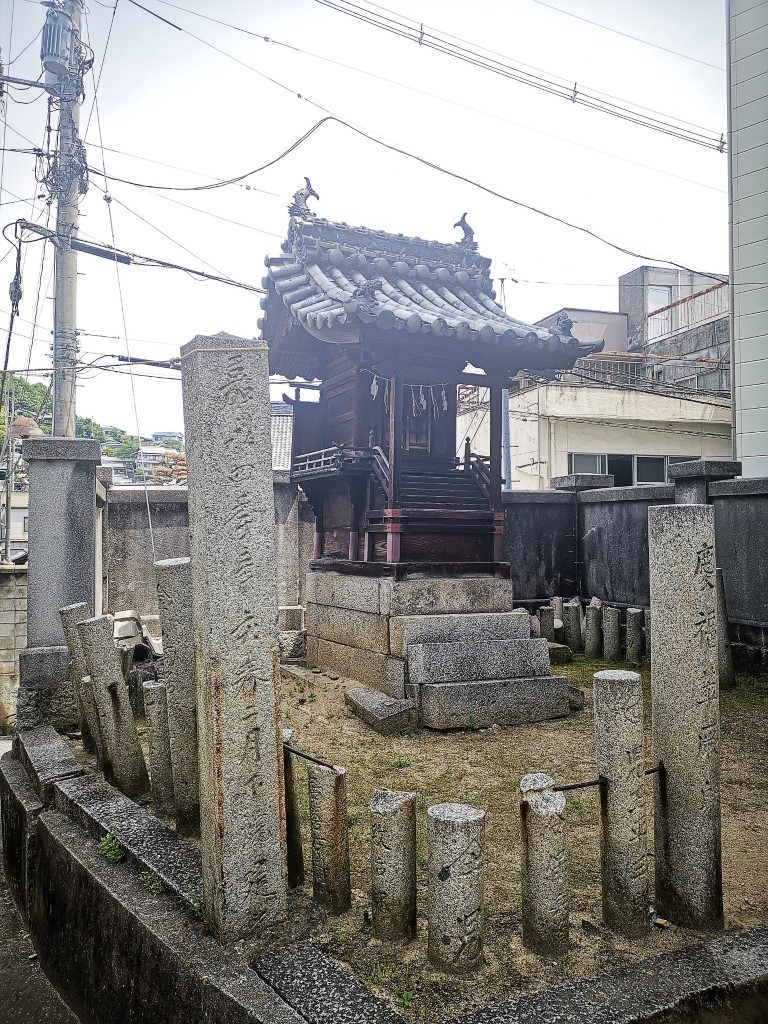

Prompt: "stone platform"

[305,573,569,731]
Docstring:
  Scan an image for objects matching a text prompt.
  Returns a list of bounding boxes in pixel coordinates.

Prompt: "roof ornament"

[288,177,319,218]
[553,311,574,337]
[453,212,477,250]
[351,277,383,313]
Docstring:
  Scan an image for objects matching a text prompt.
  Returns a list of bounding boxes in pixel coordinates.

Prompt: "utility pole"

[41,0,90,437]
[3,380,13,563]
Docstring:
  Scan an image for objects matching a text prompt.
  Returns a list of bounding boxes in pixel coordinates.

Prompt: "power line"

[527,0,725,72]
[312,0,725,150]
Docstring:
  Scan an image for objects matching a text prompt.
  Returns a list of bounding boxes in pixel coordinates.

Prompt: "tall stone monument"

[648,504,723,930]
[180,332,286,941]
[17,438,101,730]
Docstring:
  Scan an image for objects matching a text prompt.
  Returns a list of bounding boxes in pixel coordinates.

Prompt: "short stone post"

[181,333,286,941]
[154,556,199,834]
[427,803,484,972]
[593,670,648,936]
[519,773,568,956]
[308,762,351,913]
[282,729,305,889]
[625,608,644,665]
[551,596,564,623]
[648,504,723,929]
[715,568,735,690]
[584,606,602,659]
[602,607,621,662]
[563,601,583,654]
[143,681,175,814]
[538,606,555,643]
[371,788,417,941]
[18,438,101,730]
[77,615,149,800]
[59,602,100,756]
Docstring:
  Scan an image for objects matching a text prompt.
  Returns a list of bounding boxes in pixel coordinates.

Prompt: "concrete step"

[344,686,417,735]
[408,637,551,687]
[421,675,569,730]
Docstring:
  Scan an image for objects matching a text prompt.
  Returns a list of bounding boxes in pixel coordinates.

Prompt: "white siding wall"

[729,0,768,475]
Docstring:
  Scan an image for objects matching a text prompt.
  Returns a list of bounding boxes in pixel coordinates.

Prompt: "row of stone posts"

[541,597,648,664]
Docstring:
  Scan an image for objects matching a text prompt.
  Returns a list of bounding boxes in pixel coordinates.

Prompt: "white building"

[135,446,176,477]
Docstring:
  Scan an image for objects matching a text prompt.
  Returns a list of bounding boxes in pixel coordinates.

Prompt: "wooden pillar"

[489,387,503,561]
[387,375,403,563]
[313,501,323,560]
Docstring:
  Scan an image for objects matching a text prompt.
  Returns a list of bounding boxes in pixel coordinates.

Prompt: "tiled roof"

[271,404,293,471]
[260,217,603,365]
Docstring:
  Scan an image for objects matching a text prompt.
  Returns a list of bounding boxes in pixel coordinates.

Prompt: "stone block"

[53,773,202,911]
[408,638,551,687]
[278,605,304,631]
[428,803,484,972]
[0,752,43,926]
[279,630,306,661]
[252,941,403,1024]
[547,642,572,665]
[308,763,351,914]
[14,725,84,803]
[307,638,406,698]
[390,611,530,657]
[421,676,569,730]
[305,573,384,614]
[143,681,175,815]
[17,645,77,731]
[370,789,417,941]
[344,687,417,735]
[520,773,569,957]
[306,602,390,654]
[385,577,514,617]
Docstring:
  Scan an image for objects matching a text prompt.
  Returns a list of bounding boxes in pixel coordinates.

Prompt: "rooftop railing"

[647,282,728,341]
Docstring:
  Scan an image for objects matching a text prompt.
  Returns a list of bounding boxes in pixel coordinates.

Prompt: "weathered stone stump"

[282,729,305,889]
[625,608,644,665]
[427,802,484,973]
[538,606,555,643]
[59,602,100,757]
[551,597,564,623]
[181,333,286,941]
[519,773,568,956]
[584,606,602,659]
[77,615,149,800]
[308,762,351,913]
[602,606,621,662]
[715,568,735,690]
[142,680,175,814]
[154,556,199,834]
[563,601,583,654]
[648,504,723,930]
[370,788,417,941]
[593,670,648,936]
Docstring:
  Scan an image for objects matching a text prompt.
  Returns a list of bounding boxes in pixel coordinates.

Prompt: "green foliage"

[393,755,410,769]
[569,797,584,814]
[139,870,163,894]
[97,833,125,862]
[465,715,480,731]
[398,991,416,1009]
[75,416,105,441]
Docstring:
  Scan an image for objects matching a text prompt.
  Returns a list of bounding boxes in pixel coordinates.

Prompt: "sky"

[1,0,729,437]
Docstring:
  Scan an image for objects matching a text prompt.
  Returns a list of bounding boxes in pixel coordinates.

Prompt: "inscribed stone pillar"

[625,608,644,665]
[648,504,723,930]
[308,762,351,913]
[593,671,648,936]
[18,438,101,730]
[77,615,149,800]
[584,606,602,659]
[371,788,417,941]
[154,556,199,834]
[715,568,735,690]
[59,602,100,756]
[143,681,175,814]
[519,773,568,956]
[181,332,286,941]
[551,596,564,622]
[427,803,484,973]
[602,607,621,662]
[563,601,583,654]
[282,728,305,889]
[538,606,555,643]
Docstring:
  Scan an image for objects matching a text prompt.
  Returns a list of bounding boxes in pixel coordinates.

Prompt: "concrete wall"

[619,266,726,350]
[0,566,27,730]
[728,0,768,476]
[535,308,628,352]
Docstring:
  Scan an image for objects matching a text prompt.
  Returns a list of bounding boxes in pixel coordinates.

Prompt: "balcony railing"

[647,282,728,341]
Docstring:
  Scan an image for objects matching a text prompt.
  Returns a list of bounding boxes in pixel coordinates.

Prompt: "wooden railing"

[291,445,390,494]
[468,453,491,499]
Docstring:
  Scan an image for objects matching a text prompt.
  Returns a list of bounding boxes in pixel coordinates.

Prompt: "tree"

[149,451,187,485]
[75,416,106,441]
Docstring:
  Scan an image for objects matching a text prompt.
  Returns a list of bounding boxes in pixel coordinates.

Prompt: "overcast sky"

[1,0,728,437]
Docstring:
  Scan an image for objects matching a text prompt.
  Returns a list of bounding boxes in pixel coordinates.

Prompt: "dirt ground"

[275,659,768,1023]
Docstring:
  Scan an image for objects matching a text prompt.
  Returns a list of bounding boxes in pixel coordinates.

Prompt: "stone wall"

[0,566,27,730]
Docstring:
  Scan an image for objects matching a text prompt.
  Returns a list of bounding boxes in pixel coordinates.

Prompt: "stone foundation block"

[0,752,43,926]
[344,687,417,734]
[421,676,569,730]
[408,638,551,687]
[17,645,77,731]
[390,611,530,658]
[306,603,390,654]
[306,637,406,698]
[14,725,84,803]
[386,577,514,617]
[278,605,304,631]
[305,574,385,614]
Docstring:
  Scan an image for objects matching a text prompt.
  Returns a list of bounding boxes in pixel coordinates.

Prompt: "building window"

[568,453,607,475]
[648,285,672,313]
[636,456,666,484]
[607,454,633,487]
[648,285,672,338]
[23,516,28,534]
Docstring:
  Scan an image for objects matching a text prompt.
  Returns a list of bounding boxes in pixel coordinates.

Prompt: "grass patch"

[97,833,124,862]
